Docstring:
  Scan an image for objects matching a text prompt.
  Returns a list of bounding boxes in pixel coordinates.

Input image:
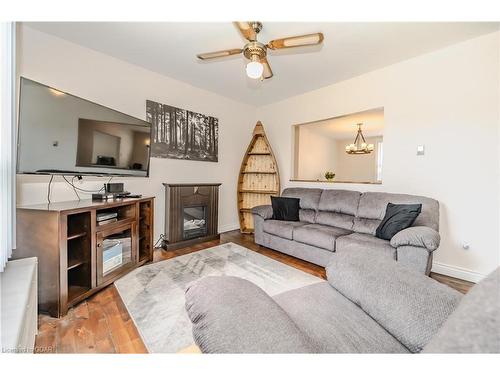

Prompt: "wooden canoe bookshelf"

[237,121,280,233]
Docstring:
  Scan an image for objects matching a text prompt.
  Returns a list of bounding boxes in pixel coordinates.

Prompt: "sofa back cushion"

[316,212,354,230]
[353,192,439,235]
[299,209,316,223]
[282,188,322,211]
[314,189,361,230]
[326,249,462,353]
[318,189,361,215]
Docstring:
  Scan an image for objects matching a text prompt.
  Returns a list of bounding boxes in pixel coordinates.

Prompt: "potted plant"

[324,171,335,181]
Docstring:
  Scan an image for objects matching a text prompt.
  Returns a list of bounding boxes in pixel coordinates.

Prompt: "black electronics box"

[92,193,115,201]
[105,182,124,194]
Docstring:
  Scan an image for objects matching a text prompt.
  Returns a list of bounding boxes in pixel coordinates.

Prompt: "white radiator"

[1,257,38,353]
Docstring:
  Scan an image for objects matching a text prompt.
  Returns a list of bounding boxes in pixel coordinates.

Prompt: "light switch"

[416,145,425,156]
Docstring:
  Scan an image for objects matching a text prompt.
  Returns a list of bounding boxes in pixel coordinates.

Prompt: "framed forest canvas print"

[146,100,218,162]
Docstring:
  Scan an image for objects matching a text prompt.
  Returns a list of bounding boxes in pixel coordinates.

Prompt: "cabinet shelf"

[67,259,85,270]
[67,231,87,240]
[240,189,278,194]
[241,171,276,174]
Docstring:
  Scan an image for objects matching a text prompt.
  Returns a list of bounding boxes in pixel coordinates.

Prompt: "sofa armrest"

[390,226,440,251]
[252,204,273,220]
[326,250,461,353]
[185,276,316,353]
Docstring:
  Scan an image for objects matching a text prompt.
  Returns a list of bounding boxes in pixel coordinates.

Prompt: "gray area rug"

[114,242,321,353]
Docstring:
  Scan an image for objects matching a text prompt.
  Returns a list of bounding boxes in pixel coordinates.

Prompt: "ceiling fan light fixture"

[246,55,264,79]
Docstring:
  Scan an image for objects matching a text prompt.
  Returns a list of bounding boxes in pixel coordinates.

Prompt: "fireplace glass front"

[183,206,208,240]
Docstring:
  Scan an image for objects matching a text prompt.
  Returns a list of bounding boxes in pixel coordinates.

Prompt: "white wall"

[256,31,500,281]
[295,125,337,180]
[16,25,256,240]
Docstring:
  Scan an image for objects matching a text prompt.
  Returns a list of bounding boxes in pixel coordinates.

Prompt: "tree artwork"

[146,100,218,162]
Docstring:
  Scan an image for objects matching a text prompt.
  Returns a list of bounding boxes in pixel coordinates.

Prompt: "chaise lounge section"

[253,188,440,274]
[185,250,500,353]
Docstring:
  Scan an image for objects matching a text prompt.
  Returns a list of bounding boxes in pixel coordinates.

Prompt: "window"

[376,141,383,182]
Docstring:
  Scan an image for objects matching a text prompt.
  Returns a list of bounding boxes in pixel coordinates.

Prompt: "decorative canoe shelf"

[238,121,280,233]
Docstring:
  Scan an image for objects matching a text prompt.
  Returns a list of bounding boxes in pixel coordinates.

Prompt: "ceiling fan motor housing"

[243,41,267,61]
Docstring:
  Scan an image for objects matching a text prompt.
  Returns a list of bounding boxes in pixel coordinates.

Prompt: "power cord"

[50,174,119,203]
[47,175,54,204]
[62,175,107,194]
[64,175,81,200]
[154,234,165,248]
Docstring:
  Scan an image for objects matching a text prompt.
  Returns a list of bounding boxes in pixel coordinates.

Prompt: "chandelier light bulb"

[345,123,374,154]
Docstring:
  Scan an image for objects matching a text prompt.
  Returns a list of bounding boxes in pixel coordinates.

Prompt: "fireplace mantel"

[162,183,221,250]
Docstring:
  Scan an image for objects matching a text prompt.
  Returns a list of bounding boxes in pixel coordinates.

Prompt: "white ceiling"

[25,22,499,106]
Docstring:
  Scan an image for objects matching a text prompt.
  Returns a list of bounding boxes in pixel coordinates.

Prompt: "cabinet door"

[96,222,137,286]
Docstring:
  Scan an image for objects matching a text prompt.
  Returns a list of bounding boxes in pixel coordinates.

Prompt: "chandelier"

[345,123,374,154]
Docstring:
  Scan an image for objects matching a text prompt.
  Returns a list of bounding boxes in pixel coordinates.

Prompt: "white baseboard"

[431,261,485,283]
[218,223,240,234]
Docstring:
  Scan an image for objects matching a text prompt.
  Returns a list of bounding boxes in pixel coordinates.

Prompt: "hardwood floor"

[34,230,474,353]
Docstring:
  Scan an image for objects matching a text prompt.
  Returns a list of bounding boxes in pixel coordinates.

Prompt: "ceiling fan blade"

[197,48,242,60]
[234,22,256,41]
[267,33,324,50]
[260,57,273,80]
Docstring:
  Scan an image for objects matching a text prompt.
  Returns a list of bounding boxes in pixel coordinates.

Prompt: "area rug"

[114,242,322,353]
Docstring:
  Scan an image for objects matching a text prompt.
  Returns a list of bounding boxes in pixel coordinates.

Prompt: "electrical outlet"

[416,145,425,156]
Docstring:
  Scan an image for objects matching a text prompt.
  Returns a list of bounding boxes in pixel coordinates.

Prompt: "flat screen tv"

[17,77,151,177]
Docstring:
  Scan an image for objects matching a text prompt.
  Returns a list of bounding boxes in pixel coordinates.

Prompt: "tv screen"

[17,77,151,177]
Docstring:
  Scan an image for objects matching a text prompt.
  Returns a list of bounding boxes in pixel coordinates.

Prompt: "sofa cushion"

[299,209,316,223]
[355,192,439,232]
[316,211,354,230]
[423,268,500,353]
[293,224,352,252]
[352,217,381,235]
[282,188,322,211]
[335,232,396,259]
[185,276,317,353]
[326,250,462,353]
[263,220,307,240]
[318,189,361,216]
[273,282,409,353]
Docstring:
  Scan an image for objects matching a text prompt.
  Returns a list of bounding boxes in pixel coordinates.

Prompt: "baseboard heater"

[1,257,38,353]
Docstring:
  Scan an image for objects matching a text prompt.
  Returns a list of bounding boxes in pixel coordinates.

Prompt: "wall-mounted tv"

[17,77,152,177]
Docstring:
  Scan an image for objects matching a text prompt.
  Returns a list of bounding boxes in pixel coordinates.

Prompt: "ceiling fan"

[197,22,324,80]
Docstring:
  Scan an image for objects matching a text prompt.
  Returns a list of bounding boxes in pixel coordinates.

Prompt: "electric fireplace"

[183,206,207,240]
[163,183,221,250]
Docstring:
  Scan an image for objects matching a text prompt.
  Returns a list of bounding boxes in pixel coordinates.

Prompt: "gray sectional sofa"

[185,250,500,353]
[252,187,440,274]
